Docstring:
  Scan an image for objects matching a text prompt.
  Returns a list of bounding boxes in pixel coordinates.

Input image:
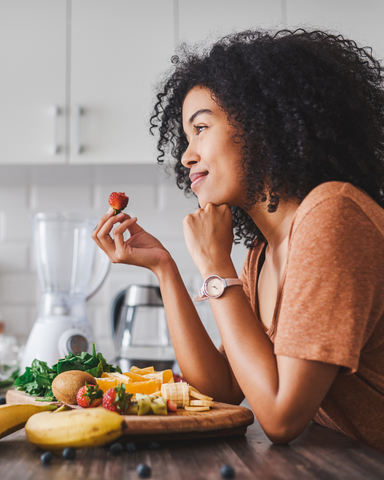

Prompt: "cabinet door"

[0,1,67,164]
[70,0,175,164]
[179,0,284,45]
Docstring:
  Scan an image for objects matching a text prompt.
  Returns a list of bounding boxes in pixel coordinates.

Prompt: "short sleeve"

[274,195,384,374]
[240,253,251,304]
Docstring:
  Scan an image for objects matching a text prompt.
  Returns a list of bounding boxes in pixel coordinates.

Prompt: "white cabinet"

[0,1,67,164]
[179,0,284,45]
[70,0,175,164]
[0,0,175,165]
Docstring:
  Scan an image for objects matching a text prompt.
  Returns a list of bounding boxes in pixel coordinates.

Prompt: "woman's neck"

[248,198,300,250]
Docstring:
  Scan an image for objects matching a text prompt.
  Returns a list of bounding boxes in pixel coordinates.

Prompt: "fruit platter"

[2,345,254,450]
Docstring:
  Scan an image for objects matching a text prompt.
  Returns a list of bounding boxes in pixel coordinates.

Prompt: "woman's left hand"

[182,203,235,276]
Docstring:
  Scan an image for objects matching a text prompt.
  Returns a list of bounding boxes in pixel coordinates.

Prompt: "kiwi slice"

[135,394,152,416]
[126,399,139,415]
[150,397,167,415]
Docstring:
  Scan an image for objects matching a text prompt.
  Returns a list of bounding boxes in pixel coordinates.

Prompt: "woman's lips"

[190,172,208,190]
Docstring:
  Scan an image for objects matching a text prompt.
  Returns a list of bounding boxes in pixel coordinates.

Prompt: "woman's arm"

[182,202,339,444]
[204,285,339,443]
[92,210,244,403]
[155,258,245,404]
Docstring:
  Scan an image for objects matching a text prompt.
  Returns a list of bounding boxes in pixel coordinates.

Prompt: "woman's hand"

[92,210,172,273]
[182,203,235,276]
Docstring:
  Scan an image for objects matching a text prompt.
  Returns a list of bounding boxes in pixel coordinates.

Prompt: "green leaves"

[14,343,120,400]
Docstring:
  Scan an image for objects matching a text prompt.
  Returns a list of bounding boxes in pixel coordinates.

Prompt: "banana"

[188,388,213,402]
[0,403,58,440]
[161,382,190,407]
[25,407,126,450]
[184,406,210,412]
[189,399,215,407]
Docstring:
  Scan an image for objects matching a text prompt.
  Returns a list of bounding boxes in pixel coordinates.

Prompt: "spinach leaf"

[14,343,120,400]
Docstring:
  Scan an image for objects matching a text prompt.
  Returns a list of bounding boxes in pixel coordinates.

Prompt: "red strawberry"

[76,382,103,408]
[109,192,129,215]
[102,383,133,415]
[173,374,184,383]
[167,399,177,412]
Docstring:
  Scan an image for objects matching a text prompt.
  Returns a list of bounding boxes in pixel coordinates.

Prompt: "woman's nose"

[181,142,200,168]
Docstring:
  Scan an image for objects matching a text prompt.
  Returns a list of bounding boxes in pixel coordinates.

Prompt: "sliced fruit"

[184,406,210,412]
[126,400,139,415]
[96,376,129,393]
[167,399,177,412]
[189,387,213,402]
[125,380,159,397]
[150,397,167,415]
[130,366,155,375]
[106,372,133,383]
[123,371,150,383]
[135,394,152,416]
[150,391,162,397]
[190,399,215,407]
[158,369,174,384]
[161,382,189,407]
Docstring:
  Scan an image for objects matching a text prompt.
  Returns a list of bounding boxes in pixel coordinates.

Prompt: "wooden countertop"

[1,400,384,480]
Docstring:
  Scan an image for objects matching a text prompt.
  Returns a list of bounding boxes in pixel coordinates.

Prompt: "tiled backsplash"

[0,164,248,362]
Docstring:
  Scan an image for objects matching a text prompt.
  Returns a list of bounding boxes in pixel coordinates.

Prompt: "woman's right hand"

[92,210,172,273]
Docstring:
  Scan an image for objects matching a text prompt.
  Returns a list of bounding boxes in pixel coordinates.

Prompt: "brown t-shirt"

[240,181,384,453]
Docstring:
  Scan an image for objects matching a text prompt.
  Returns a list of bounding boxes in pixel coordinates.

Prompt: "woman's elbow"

[261,419,308,446]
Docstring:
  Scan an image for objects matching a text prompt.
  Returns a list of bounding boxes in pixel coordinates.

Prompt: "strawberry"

[167,399,178,412]
[109,192,129,215]
[173,373,184,383]
[76,382,103,408]
[102,383,133,415]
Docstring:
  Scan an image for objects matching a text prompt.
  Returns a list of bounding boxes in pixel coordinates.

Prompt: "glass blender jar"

[20,213,110,373]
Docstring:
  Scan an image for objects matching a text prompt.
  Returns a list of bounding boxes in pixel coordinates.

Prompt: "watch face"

[205,276,225,298]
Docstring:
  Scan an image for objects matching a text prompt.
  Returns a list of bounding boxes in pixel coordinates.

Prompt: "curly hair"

[150,29,384,247]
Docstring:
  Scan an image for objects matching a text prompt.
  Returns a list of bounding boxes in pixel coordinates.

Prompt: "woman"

[92,29,384,452]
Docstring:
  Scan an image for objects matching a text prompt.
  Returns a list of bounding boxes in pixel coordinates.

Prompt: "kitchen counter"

[1,400,384,480]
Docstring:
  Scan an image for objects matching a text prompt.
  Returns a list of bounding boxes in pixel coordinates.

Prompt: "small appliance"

[20,213,110,373]
[111,285,175,372]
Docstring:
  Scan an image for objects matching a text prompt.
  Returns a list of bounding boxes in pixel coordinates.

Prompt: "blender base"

[20,317,95,374]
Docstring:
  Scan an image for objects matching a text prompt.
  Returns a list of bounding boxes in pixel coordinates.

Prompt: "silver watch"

[193,275,243,302]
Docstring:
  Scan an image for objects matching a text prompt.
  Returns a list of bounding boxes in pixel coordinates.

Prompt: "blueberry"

[40,451,53,465]
[147,441,160,450]
[136,463,151,478]
[62,447,76,460]
[0,397,6,405]
[125,442,136,453]
[220,464,235,479]
[110,442,123,455]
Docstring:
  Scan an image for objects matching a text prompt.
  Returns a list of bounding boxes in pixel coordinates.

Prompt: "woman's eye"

[194,125,207,135]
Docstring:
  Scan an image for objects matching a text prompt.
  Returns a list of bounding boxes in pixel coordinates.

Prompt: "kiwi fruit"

[52,370,97,404]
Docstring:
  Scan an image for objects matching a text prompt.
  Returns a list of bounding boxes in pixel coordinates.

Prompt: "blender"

[20,213,110,373]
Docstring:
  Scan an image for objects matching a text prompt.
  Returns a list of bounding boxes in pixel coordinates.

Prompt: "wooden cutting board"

[6,389,254,441]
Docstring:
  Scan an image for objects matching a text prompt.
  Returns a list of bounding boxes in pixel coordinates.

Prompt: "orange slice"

[162,369,174,383]
[123,371,149,383]
[95,377,129,393]
[130,366,155,375]
[95,377,159,397]
[124,380,159,397]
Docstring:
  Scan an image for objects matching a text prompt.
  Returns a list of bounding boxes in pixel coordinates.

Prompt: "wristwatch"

[193,275,243,302]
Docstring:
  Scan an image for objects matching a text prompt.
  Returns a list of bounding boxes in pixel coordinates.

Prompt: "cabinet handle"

[77,105,84,154]
[52,106,61,155]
